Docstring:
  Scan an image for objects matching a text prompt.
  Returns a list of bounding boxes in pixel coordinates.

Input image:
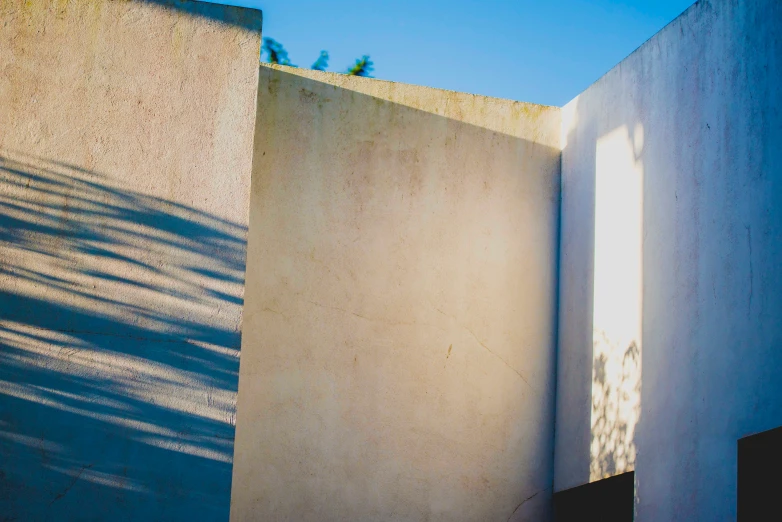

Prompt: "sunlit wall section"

[233,65,562,522]
[590,126,643,482]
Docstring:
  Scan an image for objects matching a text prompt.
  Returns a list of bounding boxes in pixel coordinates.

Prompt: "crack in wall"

[48,463,93,506]
[505,486,550,521]
[746,224,753,316]
[302,298,445,331]
[297,298,534,390]
[430,305,534,391]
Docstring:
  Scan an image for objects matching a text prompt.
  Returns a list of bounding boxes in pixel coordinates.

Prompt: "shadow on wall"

[590,338,641,480]
[140,0,262,32]
[0,151,246,521]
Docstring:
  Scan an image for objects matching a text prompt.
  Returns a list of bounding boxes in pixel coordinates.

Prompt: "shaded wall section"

[0,1,261,520]
[231,65,561,521]
[554,0,782,520]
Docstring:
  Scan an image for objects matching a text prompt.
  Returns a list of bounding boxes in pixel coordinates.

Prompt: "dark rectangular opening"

[553,471,634,522]
[738,425,782,521]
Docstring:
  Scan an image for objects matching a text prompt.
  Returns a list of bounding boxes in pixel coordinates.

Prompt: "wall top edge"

[562,0,703,107]
[260,63,560,112]
[138,0,263,32]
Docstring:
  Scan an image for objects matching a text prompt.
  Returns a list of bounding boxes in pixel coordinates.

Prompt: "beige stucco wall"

[231,65,561,521]
[0,1,261,520]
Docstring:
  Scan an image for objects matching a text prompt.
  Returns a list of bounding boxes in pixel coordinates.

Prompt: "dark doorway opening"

[738,425,782,521]
[553,471,634,522]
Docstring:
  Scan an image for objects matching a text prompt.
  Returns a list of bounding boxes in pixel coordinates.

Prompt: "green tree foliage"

[262,38,294,66]
[261,38,373,77]
[311,51,329,71]
[346,55,373,77]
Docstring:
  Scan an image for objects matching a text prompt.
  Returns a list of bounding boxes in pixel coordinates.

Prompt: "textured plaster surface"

[0,1,261,520]
[554,0,782,520]
[231,65,561,522]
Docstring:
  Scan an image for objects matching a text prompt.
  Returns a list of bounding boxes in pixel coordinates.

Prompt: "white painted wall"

[232,65,561,522]
[554,0,782,519]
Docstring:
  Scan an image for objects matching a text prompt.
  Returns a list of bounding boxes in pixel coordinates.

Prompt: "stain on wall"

[231,65,561,522]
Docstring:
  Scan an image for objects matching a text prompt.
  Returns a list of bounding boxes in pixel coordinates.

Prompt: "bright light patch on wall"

[590,124,644,481]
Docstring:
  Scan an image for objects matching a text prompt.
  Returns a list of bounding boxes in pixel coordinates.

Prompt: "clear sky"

[199,0,695,107]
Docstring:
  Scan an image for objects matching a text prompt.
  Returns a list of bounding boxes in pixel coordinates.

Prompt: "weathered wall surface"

[0,1,261,520]
[232,65,561,521]
[554,0,782,520]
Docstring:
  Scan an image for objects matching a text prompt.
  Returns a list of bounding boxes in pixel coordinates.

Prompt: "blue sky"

[199,0,695,107]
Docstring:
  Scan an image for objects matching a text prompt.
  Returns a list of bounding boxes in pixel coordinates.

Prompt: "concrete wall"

[231,65,561,521]
[554,0,782,520]
[0,1,261,520]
